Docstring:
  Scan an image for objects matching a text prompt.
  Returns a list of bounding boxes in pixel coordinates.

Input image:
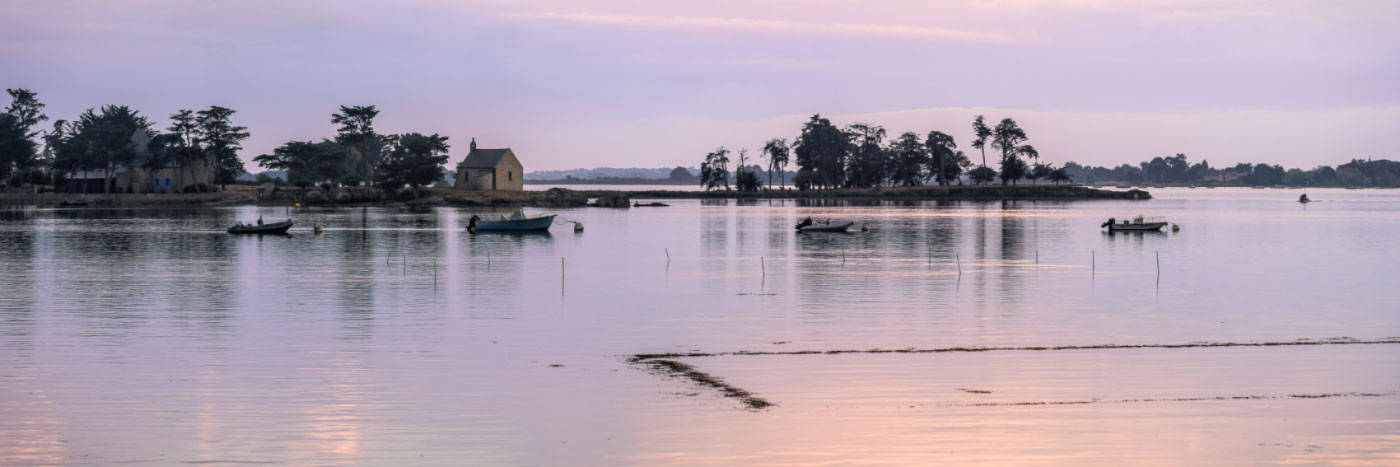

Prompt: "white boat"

[1101,215,1168,232]
[796,217,854,232]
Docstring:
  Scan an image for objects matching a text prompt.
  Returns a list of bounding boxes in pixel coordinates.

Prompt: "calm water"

[2,188,1398,465]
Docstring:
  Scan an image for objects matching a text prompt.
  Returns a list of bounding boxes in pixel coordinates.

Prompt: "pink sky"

[2,0,1396,171]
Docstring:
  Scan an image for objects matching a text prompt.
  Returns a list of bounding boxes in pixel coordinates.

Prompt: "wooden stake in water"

[761,257,766,277]
[433,258,437,288]
[1036,250,1039,267]
[665,248,670,263]
[1156,251,1160,275]
[403,254,406,276]
[561,257,566,292]
[956,253,962,275]
[1092,250,1096,274]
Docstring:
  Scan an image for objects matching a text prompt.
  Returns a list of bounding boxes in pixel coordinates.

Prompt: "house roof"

[457,148,514,169]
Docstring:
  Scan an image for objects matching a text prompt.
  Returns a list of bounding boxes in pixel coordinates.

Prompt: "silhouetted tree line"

[0,88,249,193]
[699,114,1071,191]
[1064,154,1400,187]
[254,105,450,190]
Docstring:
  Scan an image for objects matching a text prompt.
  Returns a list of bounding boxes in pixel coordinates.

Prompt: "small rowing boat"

[468,209,556,233]
[796,217,854,233]
[228,219,293,234]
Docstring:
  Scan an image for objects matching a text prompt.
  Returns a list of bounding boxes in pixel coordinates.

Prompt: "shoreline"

[0,185,1148,209]
[564,185,1148,201]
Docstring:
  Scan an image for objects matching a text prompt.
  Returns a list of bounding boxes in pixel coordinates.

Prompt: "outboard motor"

[1101,217,1115,228]
[467,215,479,233]
[796,217,813,230]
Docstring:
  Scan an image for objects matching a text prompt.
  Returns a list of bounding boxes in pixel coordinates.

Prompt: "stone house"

[65,129,215,193]
[453,139,523,191]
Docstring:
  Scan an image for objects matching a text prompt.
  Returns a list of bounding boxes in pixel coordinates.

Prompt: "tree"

[968,165,998,185]
[667,166,696,183]
[39,119,70,185]
[164,109,200,192]
[254,141,353,185]
[5,89,47,133]
[699,146,730,191]
[1164,153,1189,182]
[0,115,32,183]
[0,88,47,183]
[57,105,152,194]
[332,105,385,183]
[1188,159,1216,181]
[970,115,993,182]
[999,156,1028,185]
[991,118,1028,185]
[1018,144,1039,165]
[924,131,960,186]
[1048,166,1073,185]
[196,106,250,191]
[887,131,928,187]
[761,138,790,189]
[143,133,182,191]
[1028,162,1053,184]
[377,132,451,190]
[844,122,888,188]
[793,114,849,189]
[946,150,972,185]
[734,148,762,192]
[1245,163,1285,186]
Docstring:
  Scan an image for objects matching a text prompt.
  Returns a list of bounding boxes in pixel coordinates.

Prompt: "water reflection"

[3,191,1399,464]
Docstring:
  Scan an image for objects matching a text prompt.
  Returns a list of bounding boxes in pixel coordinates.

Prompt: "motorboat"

[468,209,556,233]
[1299,193,1310,203]
[1100,215,1167,232]
[796,217,854,233]
[228,219,293,234]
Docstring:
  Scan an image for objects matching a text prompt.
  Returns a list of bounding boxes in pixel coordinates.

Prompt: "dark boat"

[59,199,90,207]
[228,220,294,234]
[796,217,854,232]
[467,210,556,233]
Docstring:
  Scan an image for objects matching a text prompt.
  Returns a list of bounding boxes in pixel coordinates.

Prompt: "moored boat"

[1298,194,1310,203]
[796,217,854,232]
[1100,215,1168,232]
[468,209,556,233]
[228,219,293,234]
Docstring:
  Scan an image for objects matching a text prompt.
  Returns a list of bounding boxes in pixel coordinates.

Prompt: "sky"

[2,0,1398,171]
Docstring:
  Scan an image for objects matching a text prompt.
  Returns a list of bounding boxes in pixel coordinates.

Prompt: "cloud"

[504,11,1013,42]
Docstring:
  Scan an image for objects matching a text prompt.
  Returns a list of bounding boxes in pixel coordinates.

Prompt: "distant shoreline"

[526,178,696,185]
[0,185,1147,209]
[564,185,1148,201]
